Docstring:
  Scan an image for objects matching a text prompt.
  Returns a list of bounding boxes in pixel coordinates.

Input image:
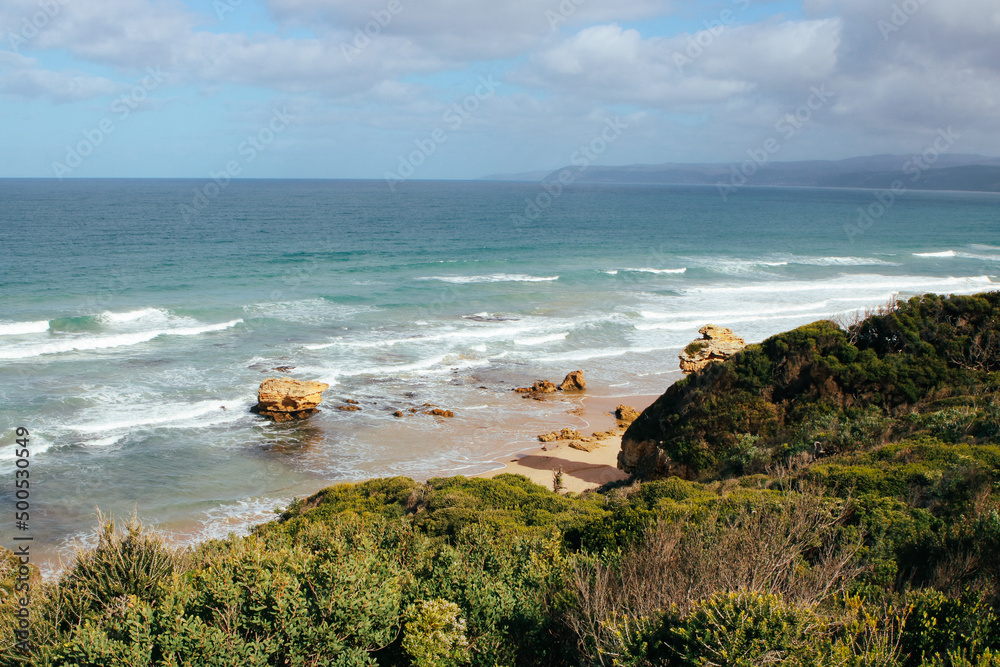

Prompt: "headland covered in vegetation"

[4,291,1000,666]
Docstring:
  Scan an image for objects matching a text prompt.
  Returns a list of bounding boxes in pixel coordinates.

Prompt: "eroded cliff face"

[252,377,330,422]
[678,325,746,374]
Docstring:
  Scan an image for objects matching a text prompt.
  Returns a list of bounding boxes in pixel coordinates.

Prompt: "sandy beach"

[478,393,660,494]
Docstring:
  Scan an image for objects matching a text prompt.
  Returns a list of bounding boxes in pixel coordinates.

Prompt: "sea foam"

[0,319,243,360]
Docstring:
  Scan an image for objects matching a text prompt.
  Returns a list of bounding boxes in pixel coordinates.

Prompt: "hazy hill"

[482,154,1000,192]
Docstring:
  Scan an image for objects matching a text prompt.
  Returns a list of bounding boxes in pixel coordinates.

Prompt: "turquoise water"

[1,179,998,563]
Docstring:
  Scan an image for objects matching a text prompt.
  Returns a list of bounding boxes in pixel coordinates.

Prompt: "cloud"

[0,51,118,102]
[265,0,669,60]
[513,20,839,109]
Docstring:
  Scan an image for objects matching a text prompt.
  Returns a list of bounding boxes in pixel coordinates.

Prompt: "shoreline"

[476,393,661,494]
[36,388,665,577]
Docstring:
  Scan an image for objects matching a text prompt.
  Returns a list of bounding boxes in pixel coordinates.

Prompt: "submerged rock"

[424,408,455,418]
[252,377,330,422]
[678,325,746,374]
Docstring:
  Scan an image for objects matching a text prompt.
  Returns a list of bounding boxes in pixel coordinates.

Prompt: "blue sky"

[1,0,998,179]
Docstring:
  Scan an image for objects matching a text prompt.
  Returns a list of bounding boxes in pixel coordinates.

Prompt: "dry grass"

[567,486,866,664]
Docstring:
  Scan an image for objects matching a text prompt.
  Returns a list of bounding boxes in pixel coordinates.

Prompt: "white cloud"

[265,0,669,59]
[513,20,839,109]
[0,51,117,102]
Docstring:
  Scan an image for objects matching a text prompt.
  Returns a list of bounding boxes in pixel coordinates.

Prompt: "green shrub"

[402,599,470,667]
[901,590,1000,667]
[649,591,826,666]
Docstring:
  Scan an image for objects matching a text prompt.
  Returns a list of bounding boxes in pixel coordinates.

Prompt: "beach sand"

[478,393,660,493]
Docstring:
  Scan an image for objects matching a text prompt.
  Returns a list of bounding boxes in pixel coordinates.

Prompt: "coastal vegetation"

[3,291,1000,666]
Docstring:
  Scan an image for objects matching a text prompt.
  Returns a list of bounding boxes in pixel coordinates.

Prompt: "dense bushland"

[3,292,999,666]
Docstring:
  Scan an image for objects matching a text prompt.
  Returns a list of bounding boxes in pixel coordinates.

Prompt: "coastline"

[477,393,660,494]
[36,387,665,576]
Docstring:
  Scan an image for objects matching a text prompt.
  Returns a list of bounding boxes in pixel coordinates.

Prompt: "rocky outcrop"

[615,404,641,423]
[558,370,586,392]
[678,325,745,374]
[424,408,455,418]
[515,371,586,397]
[569,440,602,452]
[252,377,330,422]
[515,380,558,394]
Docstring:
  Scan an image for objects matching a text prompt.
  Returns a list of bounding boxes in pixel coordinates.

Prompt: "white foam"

[514,332,568,346]
[790,256,900,266]
[635,310,836,331]
[621,267,687,274]
[914,250,957,258]
[0,437,52,462]
[0,319,243,360]
[304,322,540,351]
[0,320,50,335]
[535,345,679,362]
[687,274,993,296]
[67,397,249,436]
[97,308,169,324]
[601,270,619,275]
[243,300,374,324]
[416,274,559,284]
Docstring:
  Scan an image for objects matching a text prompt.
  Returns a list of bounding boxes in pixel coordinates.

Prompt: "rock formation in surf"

[252,377,330,422]
[514,371,586,397]
[678,325,745,374]
[558,370,586,391]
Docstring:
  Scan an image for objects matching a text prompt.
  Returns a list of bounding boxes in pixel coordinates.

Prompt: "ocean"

[1,178,997,566]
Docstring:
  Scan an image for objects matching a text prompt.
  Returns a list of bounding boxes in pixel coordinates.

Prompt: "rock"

[338,405,361,412]
[345,399,359,405]
[274,365,295,372]
[424,408,455,418]
[569,440,602,452]
[615,404,641,423]
[393,410,404,418]
[678,324,746,374]
[558,370,586,392]
[617,438,696,480]
[538,432,558,442]
[252,377,330,422]
[559,428,582,440]
[515,380,558,394]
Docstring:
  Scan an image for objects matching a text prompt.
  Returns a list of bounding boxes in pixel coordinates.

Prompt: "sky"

[1,0,998,180]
